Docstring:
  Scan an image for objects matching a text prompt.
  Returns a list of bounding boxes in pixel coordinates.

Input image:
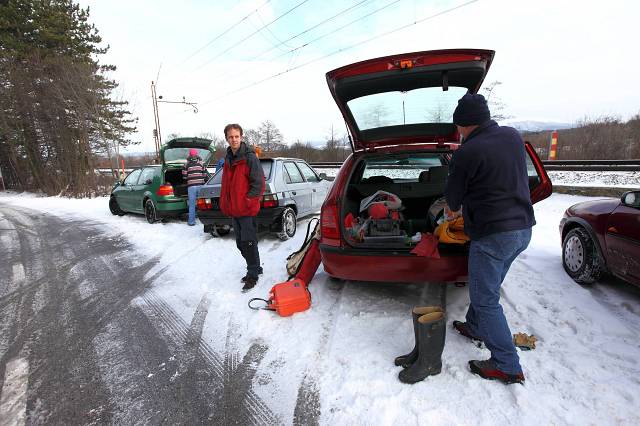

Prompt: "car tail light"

[197,198,212,211]
[321,203,341,246]
[261,193,278,209]
[156,184,174,196]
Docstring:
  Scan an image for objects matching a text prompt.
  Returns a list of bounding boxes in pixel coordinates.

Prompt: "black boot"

[394,306,443,367]
[398,310,446,384]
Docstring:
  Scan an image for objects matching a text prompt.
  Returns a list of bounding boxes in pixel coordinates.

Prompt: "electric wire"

[206,0,395,85]
[201,0,479,105]
[179,0,272,65]
[192,0,313,73]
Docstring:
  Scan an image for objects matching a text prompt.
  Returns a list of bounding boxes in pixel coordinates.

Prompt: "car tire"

[210,225,231,237]
[144,199,158,224]
[276,207,297,241]
[109,196,125,216]
[562,227,603,284]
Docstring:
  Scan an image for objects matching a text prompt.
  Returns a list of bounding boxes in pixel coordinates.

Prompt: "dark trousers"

[232,216,262,278]
[465,228,532,375]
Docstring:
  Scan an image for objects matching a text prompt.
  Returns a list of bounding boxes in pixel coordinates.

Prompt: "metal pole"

[151,81,162,158]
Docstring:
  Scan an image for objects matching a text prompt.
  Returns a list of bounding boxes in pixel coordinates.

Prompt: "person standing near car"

[182,148,207,226]
[445,93,535,385]
[219,123,265,291]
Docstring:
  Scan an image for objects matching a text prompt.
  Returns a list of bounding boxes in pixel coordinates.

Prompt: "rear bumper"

[319,244,469,283]
[197,207,285,228]
[156,198,187,216]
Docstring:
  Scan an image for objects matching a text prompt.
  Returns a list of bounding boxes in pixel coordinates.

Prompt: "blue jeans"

[187,185,202,225]
[465,228,532,375]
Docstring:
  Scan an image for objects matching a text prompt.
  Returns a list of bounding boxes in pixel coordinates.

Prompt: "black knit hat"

[452,93,491,126]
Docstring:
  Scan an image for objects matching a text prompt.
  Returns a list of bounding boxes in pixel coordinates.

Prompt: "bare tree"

[482,81,512,122]
[256,120,285,152]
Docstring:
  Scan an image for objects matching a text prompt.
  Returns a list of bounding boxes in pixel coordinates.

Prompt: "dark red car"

[560,190,640,287]
[319,49,552,283]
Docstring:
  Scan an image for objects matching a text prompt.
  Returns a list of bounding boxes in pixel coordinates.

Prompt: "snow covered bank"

[1,192,639,425]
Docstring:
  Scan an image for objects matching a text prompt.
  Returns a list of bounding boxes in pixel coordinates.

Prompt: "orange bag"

[434,217,470,244]
[248,278,311,317]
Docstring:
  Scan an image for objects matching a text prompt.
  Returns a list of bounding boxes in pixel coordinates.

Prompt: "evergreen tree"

[0,0,137,196]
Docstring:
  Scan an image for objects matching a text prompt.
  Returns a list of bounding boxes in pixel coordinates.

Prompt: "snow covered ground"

[1,191,639,425]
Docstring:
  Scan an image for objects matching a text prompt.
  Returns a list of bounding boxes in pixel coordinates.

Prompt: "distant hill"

[503,120,574,132]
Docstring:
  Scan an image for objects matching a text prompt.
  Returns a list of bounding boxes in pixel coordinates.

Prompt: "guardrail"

[311,160,640,172]
[97,160,640,176]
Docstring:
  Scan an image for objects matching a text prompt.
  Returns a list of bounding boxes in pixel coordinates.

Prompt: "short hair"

[224,123,243,138]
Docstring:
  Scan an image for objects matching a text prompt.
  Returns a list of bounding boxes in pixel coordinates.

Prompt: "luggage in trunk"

[164,168,188,197]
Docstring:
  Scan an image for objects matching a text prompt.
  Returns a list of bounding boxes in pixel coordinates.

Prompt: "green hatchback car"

[109,137,215,223]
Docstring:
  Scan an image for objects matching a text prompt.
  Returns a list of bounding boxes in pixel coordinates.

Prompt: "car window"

[347,86,468,130]
[206,159,273,185]
[124,169,142,185]
[361,155,444,182]
[139,167,156,185]
[164,147,210,162]
[284,162,304,184]
[296,162,320,182]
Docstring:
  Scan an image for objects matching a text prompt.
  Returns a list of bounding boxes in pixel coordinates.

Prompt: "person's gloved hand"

[444,205,462,221]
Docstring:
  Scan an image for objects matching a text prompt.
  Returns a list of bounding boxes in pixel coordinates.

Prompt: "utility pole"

[151,81,162,158]
[150,81,198,159]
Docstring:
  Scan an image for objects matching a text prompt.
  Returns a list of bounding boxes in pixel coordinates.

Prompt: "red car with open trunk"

[319,49,552,283]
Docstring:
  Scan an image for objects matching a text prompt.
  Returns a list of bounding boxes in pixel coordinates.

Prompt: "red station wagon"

[319,49,552,283]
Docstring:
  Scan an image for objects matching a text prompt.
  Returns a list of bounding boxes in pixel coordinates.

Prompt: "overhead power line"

[202,0,479,105]
[192,0,313,73]
[252,0,373,62]
[207,0,397,85]
[180,0,273,65]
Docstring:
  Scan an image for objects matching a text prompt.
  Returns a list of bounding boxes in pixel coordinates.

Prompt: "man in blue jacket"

[445,94,534,385]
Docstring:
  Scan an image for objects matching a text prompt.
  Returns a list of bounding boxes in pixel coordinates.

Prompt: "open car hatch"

[326,49,495,150]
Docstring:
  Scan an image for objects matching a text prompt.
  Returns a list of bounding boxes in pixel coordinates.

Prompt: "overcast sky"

[77,0,640,153]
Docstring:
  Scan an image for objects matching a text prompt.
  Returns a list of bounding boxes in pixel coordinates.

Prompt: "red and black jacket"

[219,143,265,217]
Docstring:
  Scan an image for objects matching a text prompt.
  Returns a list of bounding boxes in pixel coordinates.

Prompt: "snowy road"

[0,205,285,424]
[1,192,640,425]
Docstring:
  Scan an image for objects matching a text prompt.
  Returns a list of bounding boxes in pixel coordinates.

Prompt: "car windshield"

[361,154,445,181]
[207,159,273,184]
[164,147,211,163]
[347,86,468,131]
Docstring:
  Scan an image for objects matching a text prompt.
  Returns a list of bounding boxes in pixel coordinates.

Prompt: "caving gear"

[394,306,443,368]
[434,217,470,244]
[248,278,311,317]
[398,310,446,384]
[513,333,537,350]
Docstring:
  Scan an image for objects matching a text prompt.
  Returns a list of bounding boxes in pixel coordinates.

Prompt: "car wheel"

[210,225,231,237]
[562,227,603,284]
[144,199,158,224]
[109,196,125,216]
[276,207,297,241]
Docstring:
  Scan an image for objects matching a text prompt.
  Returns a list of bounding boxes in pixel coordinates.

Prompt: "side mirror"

[113,180,121,188]
[144,179,153,185]
[319,173,327,180]
[621,191,640,208]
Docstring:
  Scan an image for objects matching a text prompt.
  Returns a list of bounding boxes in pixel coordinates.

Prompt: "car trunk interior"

[340,152,469,254]
[164,168,188,197]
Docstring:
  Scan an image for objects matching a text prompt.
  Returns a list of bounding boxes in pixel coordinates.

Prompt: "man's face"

[226,128,242,152]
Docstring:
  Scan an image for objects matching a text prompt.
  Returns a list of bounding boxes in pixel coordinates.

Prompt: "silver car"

[196,157,332,240]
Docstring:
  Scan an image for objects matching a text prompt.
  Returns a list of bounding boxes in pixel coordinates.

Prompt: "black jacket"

[445,120,535,240]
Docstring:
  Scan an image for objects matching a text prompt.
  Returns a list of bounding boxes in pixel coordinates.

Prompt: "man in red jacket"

[219,123,265,291]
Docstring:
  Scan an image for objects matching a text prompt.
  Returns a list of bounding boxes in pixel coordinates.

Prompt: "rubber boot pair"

[395,306,446,384]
